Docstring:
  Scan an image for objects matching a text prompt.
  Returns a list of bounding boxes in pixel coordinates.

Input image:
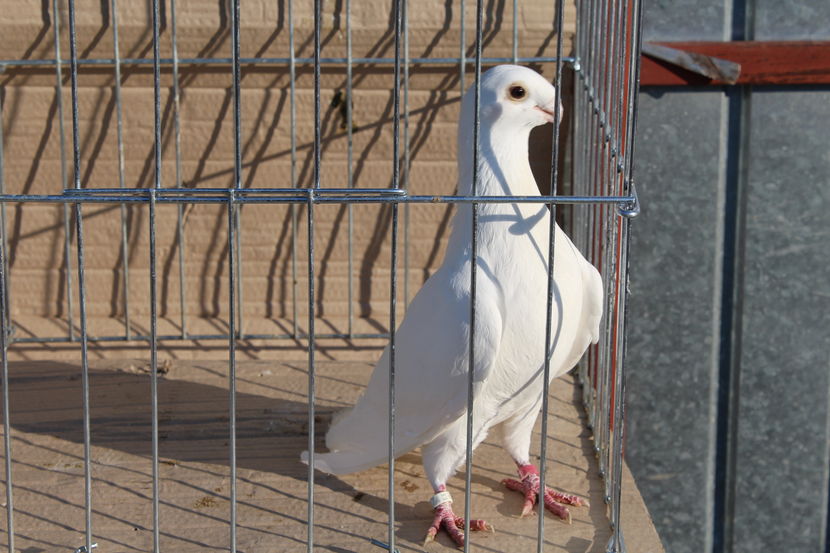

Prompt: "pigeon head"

[461,65,562,133]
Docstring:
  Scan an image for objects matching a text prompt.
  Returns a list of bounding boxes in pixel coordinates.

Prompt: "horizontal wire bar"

[11,331,396,344]
[0,56,576,69]
[63,187,408,196]
[0,191,637,206]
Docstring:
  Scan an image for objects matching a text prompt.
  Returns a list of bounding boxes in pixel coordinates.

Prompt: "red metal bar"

[641,41,830,86]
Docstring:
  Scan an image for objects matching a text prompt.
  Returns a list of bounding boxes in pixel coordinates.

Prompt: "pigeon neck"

[457,124,536,197]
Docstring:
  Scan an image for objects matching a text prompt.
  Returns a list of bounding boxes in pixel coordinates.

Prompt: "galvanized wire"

[227,191,239,553]
[346,0,355,337]
[537,0,567,549]
[148,189,161,553]
[388,0,404,551]
[150,1,163,549]
[110,0,131,340]
[307,2,323,549]
[66,2,94,552]
[51,0,75,341]
[231,0,245,338]
[0,55,575,68]
[0,184,14,553]
[170,0,188,339]
[463,1,485,551]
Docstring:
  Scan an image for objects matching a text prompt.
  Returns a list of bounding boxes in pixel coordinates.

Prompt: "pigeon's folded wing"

[303,270,503,474]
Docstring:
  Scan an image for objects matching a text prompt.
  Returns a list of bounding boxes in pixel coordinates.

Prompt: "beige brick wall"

[0,0,574,332]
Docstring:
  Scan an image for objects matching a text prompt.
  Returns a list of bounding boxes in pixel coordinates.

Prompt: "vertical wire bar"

[151,0,162,191]
[305,196,317,553]
[609,0,624,507]
[387,0,403,549]
[305,194,316,553]
[402,0,411,309]
[227,191,238,553]
[149,0,163,548]
[463,2,484,551]
[604,0,623,501]
[459,0,465,95]
[289,0,299,338]
[67,2,93,550]
[230,0,244,337]
[170,0,188,339]
[511,0,518,64]
[585,0,600,428]
[608,0,629,522]
[608,219,630,553]
[588,0,605,475]
[573,0,588,405]
[313,0,322,193]
[537,0,566,550]
[610,2,644,550]
[148,190,161,553]
[0,96,8,336]
[598,0,616,498]
[52,0,75,341]
[110,0,131,340]
[588,0,605,458]
[346,0,354,337]
[591,0,608,484]
[307,2,322,549]
[0,190,15,553]
[387,205,399,552]
[624,0,644,182]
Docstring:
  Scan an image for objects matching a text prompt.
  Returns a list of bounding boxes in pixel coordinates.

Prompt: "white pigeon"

[301,65,603,547]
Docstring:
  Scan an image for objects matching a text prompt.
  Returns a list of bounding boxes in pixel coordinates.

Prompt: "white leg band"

[430,490,453,509]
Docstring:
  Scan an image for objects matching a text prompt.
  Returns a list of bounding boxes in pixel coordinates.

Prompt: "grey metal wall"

[624,1,830,552]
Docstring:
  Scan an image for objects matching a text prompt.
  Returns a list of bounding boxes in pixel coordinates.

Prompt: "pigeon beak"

[534,101,561,124]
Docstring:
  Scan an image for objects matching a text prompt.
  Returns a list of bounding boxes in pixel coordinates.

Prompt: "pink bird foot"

[424,490,493,549]
[501,463,587,523]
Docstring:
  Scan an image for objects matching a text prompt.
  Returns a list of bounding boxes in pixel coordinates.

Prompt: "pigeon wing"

[302,266,503,475]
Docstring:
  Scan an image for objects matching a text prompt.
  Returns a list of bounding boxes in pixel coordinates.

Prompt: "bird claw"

[424,500,493,548]
[502,464,586,522]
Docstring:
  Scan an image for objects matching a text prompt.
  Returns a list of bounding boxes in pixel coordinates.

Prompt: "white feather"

[301,65,602,490]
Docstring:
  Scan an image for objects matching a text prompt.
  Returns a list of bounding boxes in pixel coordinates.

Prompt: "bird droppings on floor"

[0,357,663,552]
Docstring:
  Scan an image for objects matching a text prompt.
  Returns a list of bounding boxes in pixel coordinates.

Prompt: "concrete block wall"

[0,0,574,333]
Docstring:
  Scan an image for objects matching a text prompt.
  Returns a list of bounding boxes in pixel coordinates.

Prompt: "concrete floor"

[0,346,662,553]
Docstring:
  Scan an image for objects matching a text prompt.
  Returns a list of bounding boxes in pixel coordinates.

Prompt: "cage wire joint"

[617,181,640,218]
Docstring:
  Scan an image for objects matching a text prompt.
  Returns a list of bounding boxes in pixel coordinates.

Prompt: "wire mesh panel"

[0,0,642,552]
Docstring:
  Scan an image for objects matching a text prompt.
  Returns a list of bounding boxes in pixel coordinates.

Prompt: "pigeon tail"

[300,448,389,475]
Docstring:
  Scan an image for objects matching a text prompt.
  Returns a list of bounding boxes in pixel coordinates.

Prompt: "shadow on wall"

[0,0,564,326]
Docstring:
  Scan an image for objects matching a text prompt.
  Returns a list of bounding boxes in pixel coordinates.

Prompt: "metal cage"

[0,0,642,551]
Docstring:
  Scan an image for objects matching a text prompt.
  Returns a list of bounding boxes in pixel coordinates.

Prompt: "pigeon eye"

[508,85,527,100]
